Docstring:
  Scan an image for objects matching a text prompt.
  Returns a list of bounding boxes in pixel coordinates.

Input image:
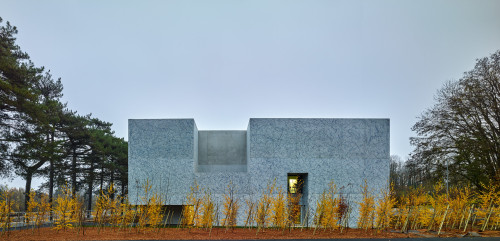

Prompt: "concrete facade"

[128,118,390,227]
[197,130,247,172]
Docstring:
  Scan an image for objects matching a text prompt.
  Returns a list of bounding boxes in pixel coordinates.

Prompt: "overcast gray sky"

[2,0,500,189]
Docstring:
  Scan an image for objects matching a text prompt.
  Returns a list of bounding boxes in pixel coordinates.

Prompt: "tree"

[37,72,65,208]
[59,112,91,197]
[8,72,64,210]
[84,117,113,213]
[0,17,43,177]
[0,17,67,210]
[0,17,128,212]
[411,50,500,189]
[109,136,128,197]
[389,155,404,188]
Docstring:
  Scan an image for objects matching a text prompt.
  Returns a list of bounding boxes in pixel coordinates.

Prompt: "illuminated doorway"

[287,173,307,225]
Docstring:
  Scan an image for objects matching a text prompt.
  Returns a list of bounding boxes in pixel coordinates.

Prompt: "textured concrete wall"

[197,131,247,172]
[128,118,390,227]
[128,119,196,204]
[248,118,389,192]
[194,131,250,215]
[247,118,390,226]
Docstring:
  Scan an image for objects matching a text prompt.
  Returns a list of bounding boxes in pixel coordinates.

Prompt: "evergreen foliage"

[0,17,128,212]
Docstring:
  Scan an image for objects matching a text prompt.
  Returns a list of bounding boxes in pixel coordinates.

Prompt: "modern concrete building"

[128,118,390,227]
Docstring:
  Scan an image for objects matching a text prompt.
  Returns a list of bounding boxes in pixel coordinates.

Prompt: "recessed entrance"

[287,173,308,225]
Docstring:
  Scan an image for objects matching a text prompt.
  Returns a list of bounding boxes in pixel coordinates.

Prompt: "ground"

[2,227,500,241]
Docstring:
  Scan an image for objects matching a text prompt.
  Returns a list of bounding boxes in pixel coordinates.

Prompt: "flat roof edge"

[128,118,195,121]
[199,130,247,132]
[249,118,390,120]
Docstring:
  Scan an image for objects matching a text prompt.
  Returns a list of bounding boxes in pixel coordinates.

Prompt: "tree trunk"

[49,132,54,220]
[110,170,114,199]
[121,180,126,199]
[87,160,94,217]
[72,146,77,197]
[99,161,104,192]
[48,160,54,195]
[24,171,32,211]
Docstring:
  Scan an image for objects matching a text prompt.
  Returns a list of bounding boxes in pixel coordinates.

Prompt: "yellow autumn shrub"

[25,190,37,230]
[271,186,286,229]
[313,180,345,233]
[405,186,428,230]
[94,183,119,231]
[256,180,275,232]
[197,189,215,229]
[374,184,396,230]
[222,182,239,229]
[181,181,200,227]
[426,182,448,230]
[286,191,302,228]
[0,187,15,235]
[117,197,135,229]
[324,181,341,230]
[72,195,86,234]
[53,184,76,231]
[447,185,472,229]
[136,179,164,232]
[35,193,50,230]
[476,182,499,230]
[244,195,256,228]
[357,180,375,230]
[147,191,164,229]
[313,191,327,229]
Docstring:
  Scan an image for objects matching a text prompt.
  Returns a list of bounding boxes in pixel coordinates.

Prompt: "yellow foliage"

[271,186,286,229]
[35,194,50,230]
[256,180,275,230]
[374,184,396,230]
[197,190,215,229]
[182,205,195,226]
[53,184,76,231]
[244,196,256,227]
[117,197,135,228]
[313,180,345,231]
[357,180,375,229]
[181,181,200,227]
[411,186,430,229]
[395,186,428,230]
[313,191,326,228]
[25,190,37,227]
[394,193,410,230]
[392,182,478,231]
[72,195,85,234]
[476,182,498,229]
[0,187,15,234]
[325,181,341,229]
[146,192,164,228]
[447,185,472,229]
[222,182,239,229]
[136,179,164,231]
[287,191,302,227]
[315,180,341,230]
[426,182,448,230]
[94,183,119,229]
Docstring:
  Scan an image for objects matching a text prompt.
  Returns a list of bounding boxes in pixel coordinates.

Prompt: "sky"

[1,0,500,189]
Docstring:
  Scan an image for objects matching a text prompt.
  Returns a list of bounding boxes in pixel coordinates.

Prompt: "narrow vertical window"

[288,175,299,193]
